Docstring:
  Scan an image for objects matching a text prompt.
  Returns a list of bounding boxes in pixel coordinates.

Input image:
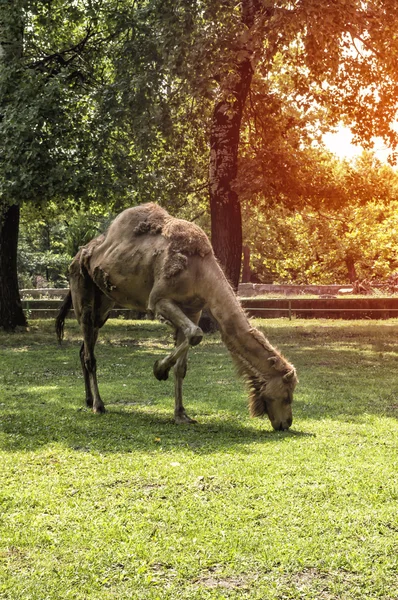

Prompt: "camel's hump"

[117,203,213,258]
[162,217,212,258]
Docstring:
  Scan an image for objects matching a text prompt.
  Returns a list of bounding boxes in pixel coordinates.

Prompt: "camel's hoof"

[174,414,197,424]
[190,326,203,347]
[93,404,106,414]
[153,360,169,381]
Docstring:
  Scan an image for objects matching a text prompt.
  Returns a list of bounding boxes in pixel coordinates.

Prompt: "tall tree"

[209,0,261,288]
[0,2,27,328]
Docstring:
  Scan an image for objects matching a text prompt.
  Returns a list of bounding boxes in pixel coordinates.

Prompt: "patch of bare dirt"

[194,566,253,590]
[288,568,335,599]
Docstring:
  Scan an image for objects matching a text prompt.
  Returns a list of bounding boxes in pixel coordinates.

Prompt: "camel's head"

[249,359,297,431]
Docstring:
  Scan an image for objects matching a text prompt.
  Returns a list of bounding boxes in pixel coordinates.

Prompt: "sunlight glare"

[323,125,391,163]
[323,126,361,160]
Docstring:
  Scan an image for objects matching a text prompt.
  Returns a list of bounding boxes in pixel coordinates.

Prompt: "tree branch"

[27,27,95,71]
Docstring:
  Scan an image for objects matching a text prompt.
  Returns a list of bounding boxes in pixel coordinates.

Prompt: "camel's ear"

[283,369,296,383]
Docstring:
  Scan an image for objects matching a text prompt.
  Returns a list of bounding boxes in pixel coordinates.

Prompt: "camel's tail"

[56,290,72,343]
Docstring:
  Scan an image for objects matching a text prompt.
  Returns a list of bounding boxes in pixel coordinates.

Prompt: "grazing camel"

[56,203,297,430]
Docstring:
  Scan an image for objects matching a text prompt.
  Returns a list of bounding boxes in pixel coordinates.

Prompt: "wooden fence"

[20,290,398,320]
[242,297,398,320]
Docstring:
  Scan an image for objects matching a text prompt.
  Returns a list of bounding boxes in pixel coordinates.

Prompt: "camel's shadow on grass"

[0,387,314,454]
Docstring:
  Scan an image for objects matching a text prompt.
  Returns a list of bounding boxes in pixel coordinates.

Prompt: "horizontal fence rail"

[20,293,398,320]
[242,298,398,319]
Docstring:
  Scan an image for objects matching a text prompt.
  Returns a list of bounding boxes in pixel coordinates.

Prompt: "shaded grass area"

[1,318,398,599]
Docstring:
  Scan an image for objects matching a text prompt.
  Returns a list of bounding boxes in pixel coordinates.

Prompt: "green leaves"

[241,149,398,284]
[17,205,111,287]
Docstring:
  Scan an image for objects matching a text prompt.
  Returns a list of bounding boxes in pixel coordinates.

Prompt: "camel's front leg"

[152,300,202,423]
[152,299,203,381]
[173,337,196,424]
[153,337,190,381]
[153,299,203,346]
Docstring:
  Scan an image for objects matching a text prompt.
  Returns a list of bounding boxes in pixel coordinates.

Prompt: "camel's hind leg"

[80,342,93,408]
[70,263,113,413]
[79,308,104,413]
[79,328,102,411]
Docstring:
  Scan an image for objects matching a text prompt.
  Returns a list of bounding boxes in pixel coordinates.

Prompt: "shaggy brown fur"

[132,204,212,278]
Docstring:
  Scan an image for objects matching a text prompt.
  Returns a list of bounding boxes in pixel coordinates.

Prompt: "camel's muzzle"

[273,417,293,431]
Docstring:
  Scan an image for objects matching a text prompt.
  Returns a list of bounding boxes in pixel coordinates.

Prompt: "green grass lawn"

[1,317,398,599]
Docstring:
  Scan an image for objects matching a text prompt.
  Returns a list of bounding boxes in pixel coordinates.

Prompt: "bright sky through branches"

[323,125,391,163]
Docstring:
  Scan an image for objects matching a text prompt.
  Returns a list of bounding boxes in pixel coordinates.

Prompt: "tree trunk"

[241,245,251,283]
[345,253,358,284]
[209,0,261,289]
[0,203,27,330]
[0,5,27,329]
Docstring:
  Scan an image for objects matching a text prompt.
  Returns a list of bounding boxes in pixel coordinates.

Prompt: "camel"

[56,203,297,430]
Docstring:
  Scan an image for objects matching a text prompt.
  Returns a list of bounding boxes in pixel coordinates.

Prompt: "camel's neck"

[204,265,277,380]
